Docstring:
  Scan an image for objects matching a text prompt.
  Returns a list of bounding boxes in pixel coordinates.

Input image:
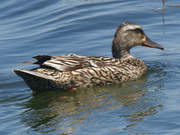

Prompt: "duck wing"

[20,54,118,72]
[42,54,91,71]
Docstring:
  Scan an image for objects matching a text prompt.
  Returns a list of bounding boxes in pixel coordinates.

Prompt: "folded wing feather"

[20,54,118,72]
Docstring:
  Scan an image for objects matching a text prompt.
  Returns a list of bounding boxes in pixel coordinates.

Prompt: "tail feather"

[13,69,59,91]
[18,55,52,65]
[18,61,38,65]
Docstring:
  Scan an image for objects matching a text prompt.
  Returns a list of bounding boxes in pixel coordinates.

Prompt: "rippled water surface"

[0,0,180,134]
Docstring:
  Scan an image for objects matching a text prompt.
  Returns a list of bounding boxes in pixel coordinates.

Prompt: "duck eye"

[134,28,142,33]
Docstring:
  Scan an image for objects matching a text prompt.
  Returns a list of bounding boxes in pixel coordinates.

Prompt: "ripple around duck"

[12,61,177,134]
[2,60,180,135]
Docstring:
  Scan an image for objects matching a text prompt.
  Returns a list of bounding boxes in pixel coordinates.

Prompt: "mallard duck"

[13,22,164,91]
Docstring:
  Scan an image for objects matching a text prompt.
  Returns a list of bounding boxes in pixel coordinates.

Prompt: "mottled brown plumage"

[13,22,164,91]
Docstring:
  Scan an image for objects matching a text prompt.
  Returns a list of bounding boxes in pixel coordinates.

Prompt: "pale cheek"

[141,35,146,42]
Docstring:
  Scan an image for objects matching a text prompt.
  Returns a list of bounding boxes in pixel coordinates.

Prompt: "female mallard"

[13,22,164,91]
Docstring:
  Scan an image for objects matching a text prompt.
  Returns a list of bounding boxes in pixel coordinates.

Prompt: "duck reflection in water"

[21,65,164,134]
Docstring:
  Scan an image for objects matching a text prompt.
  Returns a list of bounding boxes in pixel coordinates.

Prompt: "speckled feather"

[13,22,163,91]
[14,54,147,91]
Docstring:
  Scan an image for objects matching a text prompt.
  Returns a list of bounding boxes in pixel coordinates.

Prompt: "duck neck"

[112,40,132,59]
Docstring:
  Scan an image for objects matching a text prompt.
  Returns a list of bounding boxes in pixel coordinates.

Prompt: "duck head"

[112,22,164,59]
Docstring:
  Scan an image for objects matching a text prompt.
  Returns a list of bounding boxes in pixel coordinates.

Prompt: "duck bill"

[142,37,164,50]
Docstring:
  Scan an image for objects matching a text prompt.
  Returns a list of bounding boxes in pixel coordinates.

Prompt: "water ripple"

[1,0,180,134]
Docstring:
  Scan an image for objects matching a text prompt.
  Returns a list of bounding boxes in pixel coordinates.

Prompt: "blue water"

[0,0,180,134]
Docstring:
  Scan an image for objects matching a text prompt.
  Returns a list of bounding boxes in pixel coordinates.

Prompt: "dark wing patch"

[33,55,52,64]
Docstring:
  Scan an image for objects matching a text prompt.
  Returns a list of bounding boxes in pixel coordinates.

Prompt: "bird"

[13,22,164,91]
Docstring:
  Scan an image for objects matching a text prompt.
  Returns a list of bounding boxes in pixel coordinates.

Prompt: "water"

[0,0,180,134]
